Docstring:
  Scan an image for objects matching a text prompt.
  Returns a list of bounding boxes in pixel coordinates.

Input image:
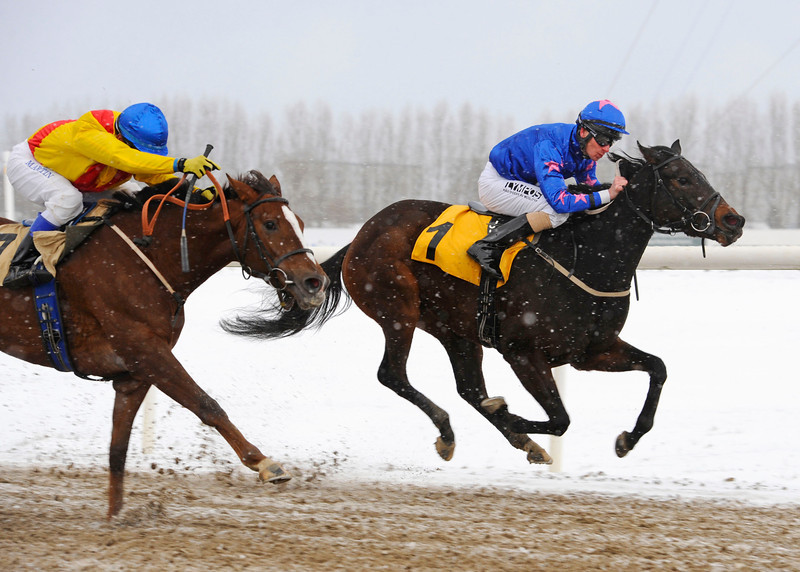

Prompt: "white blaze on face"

[281,205,316,262]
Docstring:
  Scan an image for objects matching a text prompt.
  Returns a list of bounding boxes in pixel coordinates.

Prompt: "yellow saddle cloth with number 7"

[410,205,532,286]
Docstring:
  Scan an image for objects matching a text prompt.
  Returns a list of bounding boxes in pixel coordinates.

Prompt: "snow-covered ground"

[1,230,798,506]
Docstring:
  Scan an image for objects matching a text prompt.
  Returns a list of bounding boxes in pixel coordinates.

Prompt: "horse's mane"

[608,142,680,180]
[607,150,646,181]
[106,169,277,212]
[235,170,277,195]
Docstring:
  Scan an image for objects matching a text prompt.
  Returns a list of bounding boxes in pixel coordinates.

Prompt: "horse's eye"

[677,177,690,185]
[263,221,278,231]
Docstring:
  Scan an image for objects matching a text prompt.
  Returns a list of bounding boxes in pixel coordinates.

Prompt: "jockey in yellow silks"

[3,103,219,288]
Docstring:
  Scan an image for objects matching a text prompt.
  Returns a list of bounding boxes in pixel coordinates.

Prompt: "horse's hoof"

[524,441,553,465]
[435,437,455,461]
[615,431,631,458]
[480,396,507,414]
[256,458,292,484]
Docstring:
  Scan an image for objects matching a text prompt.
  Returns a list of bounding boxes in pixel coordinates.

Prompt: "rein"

[138,171,312,296]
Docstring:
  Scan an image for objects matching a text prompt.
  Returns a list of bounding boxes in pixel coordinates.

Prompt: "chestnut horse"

[224,141,745,467]
[0,170,328,518]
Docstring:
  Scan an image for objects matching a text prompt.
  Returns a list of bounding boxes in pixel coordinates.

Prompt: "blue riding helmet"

[116,103,169,155]
[577,100,629,135]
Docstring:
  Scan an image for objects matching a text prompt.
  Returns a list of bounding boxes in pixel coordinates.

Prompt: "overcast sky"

[2,0,799,128]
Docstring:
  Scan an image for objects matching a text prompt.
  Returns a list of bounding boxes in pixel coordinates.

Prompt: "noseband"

[625,154,721,237]
[230,194,314,289]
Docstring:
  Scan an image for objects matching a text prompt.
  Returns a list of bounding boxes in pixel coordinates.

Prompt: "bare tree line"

[3,94,798,227]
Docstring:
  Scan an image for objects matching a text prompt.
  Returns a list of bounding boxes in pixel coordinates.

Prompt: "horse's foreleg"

[109,378,150,518]
[165,383,289,482]
[573,338,667,457]
[498,347,572,440]
[133,351,290,484]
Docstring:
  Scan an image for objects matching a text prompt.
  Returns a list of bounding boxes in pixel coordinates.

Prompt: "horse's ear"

[269,175,282,196]
[613,155,638,180]
[637,141,657,164]
[671,139,682,155]
[226,174,259,202]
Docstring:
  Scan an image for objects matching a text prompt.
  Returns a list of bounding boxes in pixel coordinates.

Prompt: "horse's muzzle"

[282,272,329,310]
[715,207,745,246]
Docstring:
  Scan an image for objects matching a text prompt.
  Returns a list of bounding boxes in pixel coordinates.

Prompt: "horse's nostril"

[305,277,322,293]
[724,214,744,229]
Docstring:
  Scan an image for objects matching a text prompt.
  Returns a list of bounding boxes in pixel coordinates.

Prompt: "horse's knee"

[648,357,668,385]
[195,395,227,426]
[377,363,406,394]
[456,385,486,407]
[551,413,570,436]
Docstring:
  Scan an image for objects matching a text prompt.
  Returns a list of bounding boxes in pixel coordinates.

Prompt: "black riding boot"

[467,214,533,280]
[3,233,53,289]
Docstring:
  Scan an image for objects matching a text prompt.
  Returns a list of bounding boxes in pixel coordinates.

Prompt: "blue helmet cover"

[117,103,169,155]
[578,100,629,134]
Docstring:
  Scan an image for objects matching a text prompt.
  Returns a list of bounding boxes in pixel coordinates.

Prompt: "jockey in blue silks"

[468,100,630,280]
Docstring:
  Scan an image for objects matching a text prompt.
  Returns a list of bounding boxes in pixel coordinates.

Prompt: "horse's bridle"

[625,154,721,237]
[136,173,316,312]
[228,194,314,291]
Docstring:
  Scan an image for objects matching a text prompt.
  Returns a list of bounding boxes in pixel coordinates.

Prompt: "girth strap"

[33,278,105,380]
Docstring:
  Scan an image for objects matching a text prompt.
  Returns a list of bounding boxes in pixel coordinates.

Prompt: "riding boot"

[3,215,59,289]
[467,214,535,280]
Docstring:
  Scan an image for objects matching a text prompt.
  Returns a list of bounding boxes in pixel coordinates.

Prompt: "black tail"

[220,245,352,340]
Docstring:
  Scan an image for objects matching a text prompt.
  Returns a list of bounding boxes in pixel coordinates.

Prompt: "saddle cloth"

[410,204,533,286]
[0,201,115,284]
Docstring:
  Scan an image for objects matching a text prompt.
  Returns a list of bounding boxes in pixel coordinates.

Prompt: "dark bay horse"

[226,141,744,467]
[0,170,328,518]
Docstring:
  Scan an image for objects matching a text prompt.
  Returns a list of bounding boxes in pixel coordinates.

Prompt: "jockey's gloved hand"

[194,186,216,201]
[175,156,220,178]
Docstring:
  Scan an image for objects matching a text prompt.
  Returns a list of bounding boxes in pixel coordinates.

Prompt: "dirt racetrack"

[1,465,799,571]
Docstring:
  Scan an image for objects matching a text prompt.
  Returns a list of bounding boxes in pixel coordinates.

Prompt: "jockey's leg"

[2,214,60,289]
[467,211,551,280]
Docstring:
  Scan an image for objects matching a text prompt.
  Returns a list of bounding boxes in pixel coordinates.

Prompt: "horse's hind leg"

[376,324,456,461]
[109,378,151,518]
[442,335,553,464]
[572,337,667,457]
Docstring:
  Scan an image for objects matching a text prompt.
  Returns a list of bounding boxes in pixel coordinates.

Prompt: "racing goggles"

[585,125,621,147]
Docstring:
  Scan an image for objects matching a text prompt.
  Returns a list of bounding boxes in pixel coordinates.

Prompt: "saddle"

[410,202,535,287]
[0,201,117,285]
[411,202,539,348]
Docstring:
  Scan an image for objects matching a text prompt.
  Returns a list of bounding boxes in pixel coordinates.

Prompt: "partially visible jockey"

[467,100,630,280]
[3,102,219,288]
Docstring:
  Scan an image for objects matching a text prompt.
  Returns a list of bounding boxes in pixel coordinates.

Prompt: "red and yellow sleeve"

[70,110,176,176]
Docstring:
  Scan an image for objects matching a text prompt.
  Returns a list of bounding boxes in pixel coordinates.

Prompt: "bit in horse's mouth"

[277,290,295,310]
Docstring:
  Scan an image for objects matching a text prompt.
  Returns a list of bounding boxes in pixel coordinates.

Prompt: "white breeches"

[6,141,139,226]
[477,161,569,228]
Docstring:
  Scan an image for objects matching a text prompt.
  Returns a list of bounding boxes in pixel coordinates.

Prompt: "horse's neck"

[561,181,654,291]
[115,205,232,293]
